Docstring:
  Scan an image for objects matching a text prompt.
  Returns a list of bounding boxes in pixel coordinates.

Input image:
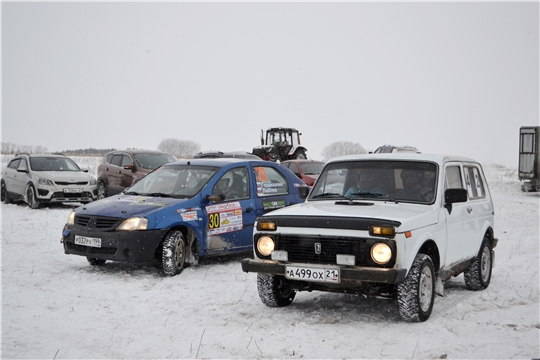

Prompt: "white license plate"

[285,265,340,283]
[64,188,82,193]
[74,235,102,248]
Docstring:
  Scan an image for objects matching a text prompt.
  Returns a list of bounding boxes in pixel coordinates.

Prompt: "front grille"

[275,235,395,268]
[55,181,89,186]
[74,215,123,230]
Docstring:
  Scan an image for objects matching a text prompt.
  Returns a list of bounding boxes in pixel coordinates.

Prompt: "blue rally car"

[62,158,309,276]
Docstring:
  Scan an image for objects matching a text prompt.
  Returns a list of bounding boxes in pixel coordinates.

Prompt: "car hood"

[265,200,439,231]
[39,171,94,182]
[75,195,190,218]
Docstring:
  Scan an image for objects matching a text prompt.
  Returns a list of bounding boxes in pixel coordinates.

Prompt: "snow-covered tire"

[162,230,186,276]
[464,237,492,290]
[87,257,106,266]
[397,253,435,322]
[1,180,11,204]
[97,181,108,200]
[26,184,40,209]
[257,274,296,307]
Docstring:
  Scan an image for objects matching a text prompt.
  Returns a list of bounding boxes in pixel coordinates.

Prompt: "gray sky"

[3,2,538,167]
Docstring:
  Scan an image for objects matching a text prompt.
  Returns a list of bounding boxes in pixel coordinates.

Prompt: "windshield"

[299,162,324,175]
[30,157,81,171]
[126,165,218,198]
[310,161,438,204]
[134,153,177,170]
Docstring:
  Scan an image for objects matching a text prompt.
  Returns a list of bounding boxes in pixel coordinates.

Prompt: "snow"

[1,156,539,359]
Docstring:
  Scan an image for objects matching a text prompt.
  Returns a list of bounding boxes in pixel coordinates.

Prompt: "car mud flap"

[435,276,445,297]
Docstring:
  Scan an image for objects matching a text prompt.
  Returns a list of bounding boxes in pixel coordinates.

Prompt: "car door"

[462,164,491,254]
[4,158,22,196]
[252,163,301,217]
[203,166,257,252]
[119,154,136,190]
[443,163,477,266]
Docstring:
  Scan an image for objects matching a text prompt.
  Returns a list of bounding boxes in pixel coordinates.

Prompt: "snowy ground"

[1,156,539,359]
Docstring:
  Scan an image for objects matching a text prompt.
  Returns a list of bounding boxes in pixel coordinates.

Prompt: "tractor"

[252,127,308,162]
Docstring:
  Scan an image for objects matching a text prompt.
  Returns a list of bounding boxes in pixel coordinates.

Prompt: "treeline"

[1,142,117,156]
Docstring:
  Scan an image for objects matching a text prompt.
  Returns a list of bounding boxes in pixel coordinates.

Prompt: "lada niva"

[62,158,309,276]
[241,153,498,322]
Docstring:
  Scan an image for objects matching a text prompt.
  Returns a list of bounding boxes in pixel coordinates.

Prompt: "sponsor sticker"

[205,201,243,235]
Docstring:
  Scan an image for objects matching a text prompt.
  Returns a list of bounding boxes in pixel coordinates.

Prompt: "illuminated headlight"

[116,217,148,231]
[66,211,76,225]
[371,243,392,265]
[257,221,277,231]
[257,236,275,256]
[38,177,54,186]
[89,177,97,185]
[369,225,395,238]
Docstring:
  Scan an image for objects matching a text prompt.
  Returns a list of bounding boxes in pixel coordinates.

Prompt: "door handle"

[246,207,254,213]
[467,207,473,214]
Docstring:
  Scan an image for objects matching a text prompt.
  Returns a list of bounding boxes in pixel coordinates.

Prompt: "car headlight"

[257,221,277,231]
[66,211,76,225]
[37,177,54,186]
[257,236,275,256]
[369,225,395,238]
[89,177,97,185]
[371,243,392,265]
[116,217,148,231]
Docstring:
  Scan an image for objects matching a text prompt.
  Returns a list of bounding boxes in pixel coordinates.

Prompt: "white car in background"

[1,153,98,208]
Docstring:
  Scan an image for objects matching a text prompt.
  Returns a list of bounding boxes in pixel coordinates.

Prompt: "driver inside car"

[344,170,385,198]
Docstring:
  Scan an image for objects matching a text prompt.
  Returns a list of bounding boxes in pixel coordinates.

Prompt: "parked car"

[1,153,98,208]
[193,150,261,160]
[62,158,309,276]
[281,159,325,186]
[373,145,420,153]
[242,153,498,322]
[96,150,176,199]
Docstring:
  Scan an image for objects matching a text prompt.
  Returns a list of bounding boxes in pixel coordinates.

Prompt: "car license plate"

[74,235,101,248]
[285,265,340,283]
[64,188,82,193]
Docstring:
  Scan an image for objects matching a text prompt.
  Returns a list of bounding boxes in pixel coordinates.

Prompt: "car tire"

[257,273,296,307]
[87,257,106,266]
[26,184,41,209]
[1,180,11,204]
[162,230,186,276]
[464,237,492,290]
[97,181,108,200]
[397,253,435,322]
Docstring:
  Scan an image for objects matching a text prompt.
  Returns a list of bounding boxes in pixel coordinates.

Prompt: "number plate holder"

[74,235,102,248]
[64,188,83,193]
[285,265,340,283]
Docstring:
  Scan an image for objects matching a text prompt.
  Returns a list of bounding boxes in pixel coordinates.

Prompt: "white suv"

[242,153,497,322]
[1,153,98,208]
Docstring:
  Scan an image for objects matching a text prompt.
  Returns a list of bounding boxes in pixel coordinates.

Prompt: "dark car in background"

[281,159,325,186]
[97,150,176,199]
[62,158,309,276]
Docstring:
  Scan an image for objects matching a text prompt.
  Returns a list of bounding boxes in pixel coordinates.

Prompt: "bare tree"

[158,138,201,158]
[321,141,367,161]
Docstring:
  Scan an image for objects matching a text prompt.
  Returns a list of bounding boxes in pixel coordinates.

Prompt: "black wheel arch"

[417,240,440,274]
[155,225,200,265]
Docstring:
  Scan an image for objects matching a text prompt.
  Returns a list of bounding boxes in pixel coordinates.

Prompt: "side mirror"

[17,168,29,173]
[298,186,310,199]
[124,164,134,172]
[444,188,468,214]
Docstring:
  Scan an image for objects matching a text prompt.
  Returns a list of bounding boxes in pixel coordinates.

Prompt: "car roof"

[165,158,272,168]
[282,159,324,164]
[18,153,67,158]
[327,153,479,165]
[107,149,172,155]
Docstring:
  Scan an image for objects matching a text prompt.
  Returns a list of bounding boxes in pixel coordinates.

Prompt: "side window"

[254,166,288,197]
[212,167,249,201]
[7,159,21,170]
[287,163,300,176]
[18,159,28,171]
[445,166,463,190]
[105,153,114,164]
[464,166,485,199]
[121,155,133,167]
[111,155,122,167]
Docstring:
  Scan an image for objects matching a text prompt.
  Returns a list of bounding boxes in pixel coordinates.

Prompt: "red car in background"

[281,159,325,187]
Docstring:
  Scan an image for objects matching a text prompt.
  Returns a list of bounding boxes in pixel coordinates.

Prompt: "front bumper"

[37,186,98,203]
[241,258,407,284]
[62,227,169,263]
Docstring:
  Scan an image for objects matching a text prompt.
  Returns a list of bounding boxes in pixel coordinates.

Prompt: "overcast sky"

[3,2,538,167]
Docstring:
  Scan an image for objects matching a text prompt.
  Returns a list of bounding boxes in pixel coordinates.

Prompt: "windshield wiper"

[312,192,345,199]
[124,191,141,196]
[347,192,397,202]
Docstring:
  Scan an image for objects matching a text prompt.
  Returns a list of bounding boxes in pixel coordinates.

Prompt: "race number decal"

[205,201,243,235]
